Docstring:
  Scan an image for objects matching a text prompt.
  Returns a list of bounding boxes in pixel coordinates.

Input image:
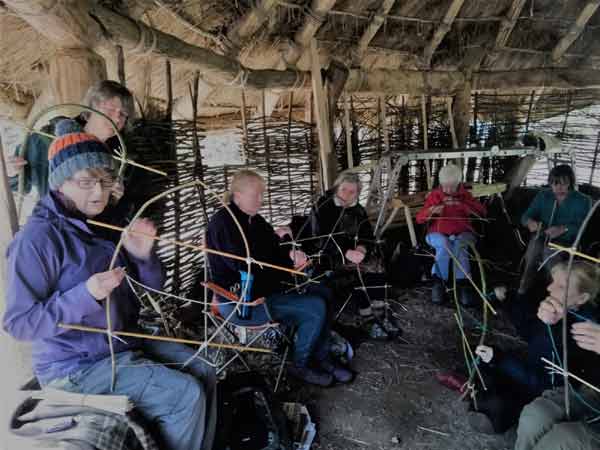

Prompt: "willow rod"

[548,242,600,264]
[87,219,308,277]
[58,323,272,353]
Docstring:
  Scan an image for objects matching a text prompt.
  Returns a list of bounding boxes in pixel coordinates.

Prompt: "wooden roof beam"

[422,0,465,68]
[481,0,527,69]
[4,0,311,91]
[344,68,600,93]
[355,0,397,61]
[226,0,279,55]
[552,0,600,61]
[495,0,527,48]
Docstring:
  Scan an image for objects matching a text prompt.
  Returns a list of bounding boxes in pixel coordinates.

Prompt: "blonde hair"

[439,163,462,186]
[552,261,600,302]
[224,169,264,203]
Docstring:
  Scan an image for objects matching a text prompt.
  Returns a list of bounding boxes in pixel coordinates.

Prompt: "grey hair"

[332,171,362,193]
[81,80,135,125]
[438,163,462,186]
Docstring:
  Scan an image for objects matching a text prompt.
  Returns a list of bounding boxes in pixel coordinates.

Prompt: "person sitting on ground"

[206,169,353,387]
[466,261,600,435]
[416,163,487,306]
[302,170,400,340]
[5,80,133,201]
[514,307,600,450]
[3,130,216,450]
[518,164,591,298]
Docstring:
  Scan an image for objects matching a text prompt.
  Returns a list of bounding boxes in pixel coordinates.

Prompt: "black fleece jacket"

[206,202,294,300]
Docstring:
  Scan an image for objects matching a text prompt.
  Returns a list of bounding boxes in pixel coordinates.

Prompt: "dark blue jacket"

[206,202,293,301]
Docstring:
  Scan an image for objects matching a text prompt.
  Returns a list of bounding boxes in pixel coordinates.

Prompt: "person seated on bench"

[206,169,352,387]
[3,130,216,450]
[416,163,487,305]
[518,164,591,298]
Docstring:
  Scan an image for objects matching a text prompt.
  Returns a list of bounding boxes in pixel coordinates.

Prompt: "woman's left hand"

[123,218,156,260]
[572,322,600,355]
[289,249,308,269]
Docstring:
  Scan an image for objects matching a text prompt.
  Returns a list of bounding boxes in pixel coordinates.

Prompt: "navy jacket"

[206,202,293,301]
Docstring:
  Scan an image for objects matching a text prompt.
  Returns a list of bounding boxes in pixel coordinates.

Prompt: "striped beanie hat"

[48,121,115,190]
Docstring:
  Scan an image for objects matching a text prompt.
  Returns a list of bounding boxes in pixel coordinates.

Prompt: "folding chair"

[202,282,292,391]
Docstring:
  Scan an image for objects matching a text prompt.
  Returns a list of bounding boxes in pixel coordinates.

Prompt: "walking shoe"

[288,364,333,387]
[379,316,402,337]
[431,276,446,304]
[319,358,354,383]
[467,411,495,434]
[363,320,390,340]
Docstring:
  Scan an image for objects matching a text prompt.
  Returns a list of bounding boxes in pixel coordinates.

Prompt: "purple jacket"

[3,193,163,384]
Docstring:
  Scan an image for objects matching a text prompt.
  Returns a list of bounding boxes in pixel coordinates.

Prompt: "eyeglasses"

[71,177,116,190]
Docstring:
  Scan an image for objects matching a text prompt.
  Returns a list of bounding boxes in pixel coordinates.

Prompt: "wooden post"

[344,94,354,168]
[240,90,249,164]
[0,135,18,236]
[421,95,432,190]
[381,94,390,153]
[286,91,295,215]
[0,133,33,425]
[310,39,336,190]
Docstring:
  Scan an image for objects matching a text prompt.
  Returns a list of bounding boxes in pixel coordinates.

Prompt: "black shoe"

[467,411,495,434]
[319,358,354,383]
[431,277,446,304]
[288,364,333,387]
[379,316,402,338]
[363,320,390,341]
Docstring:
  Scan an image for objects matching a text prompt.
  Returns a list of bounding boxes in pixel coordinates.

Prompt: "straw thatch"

[1,0,600,122]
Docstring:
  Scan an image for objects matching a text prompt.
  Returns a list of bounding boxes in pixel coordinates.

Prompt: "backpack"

[214,371,291,450]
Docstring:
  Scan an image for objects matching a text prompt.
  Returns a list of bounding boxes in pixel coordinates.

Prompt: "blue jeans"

[426,232,476,281]
[218,286,330,367]
[45,340,217,450]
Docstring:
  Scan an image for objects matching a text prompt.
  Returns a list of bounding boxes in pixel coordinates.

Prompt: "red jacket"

[415,184,486,236]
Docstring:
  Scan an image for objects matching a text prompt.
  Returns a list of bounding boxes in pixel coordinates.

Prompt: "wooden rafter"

[480,0,526,69]
[226,0,279,54]
[356,0,396,61]
[294,0,337,51]
[422,0,465,68]
[552,0,600,61]
[494,0,527,49]
[344,68,600,93]
[4,0,311,91]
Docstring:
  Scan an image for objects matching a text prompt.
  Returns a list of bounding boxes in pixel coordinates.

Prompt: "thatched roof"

[2,0,600,123]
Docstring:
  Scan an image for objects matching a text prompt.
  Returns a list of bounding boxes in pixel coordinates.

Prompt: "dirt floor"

[280,285,523,450]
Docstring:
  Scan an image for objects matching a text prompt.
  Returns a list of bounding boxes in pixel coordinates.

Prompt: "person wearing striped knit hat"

[3,130,217,450]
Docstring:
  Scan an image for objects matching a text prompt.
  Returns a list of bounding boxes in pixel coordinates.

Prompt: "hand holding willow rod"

[122,218,157,260]
[86,267,126,300]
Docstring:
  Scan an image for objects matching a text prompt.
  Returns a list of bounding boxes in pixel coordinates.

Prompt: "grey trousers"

[515,387,600,450]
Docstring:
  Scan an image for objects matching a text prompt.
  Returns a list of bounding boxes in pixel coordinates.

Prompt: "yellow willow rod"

[58,323,272,354]
[87,219,308,277]
[548,243,600,265]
